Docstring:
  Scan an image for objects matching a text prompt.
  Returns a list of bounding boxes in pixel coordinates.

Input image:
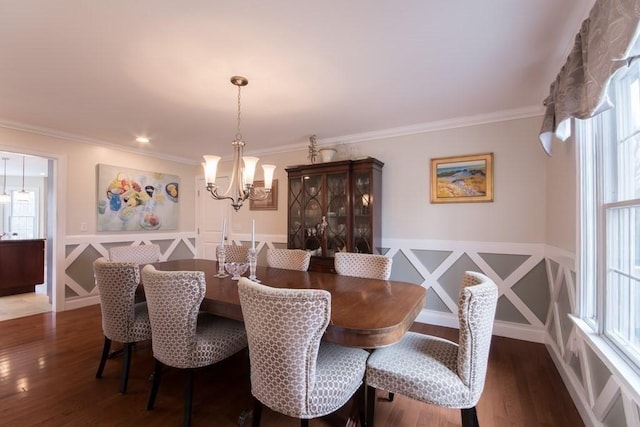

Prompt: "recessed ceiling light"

[136,137,150,143]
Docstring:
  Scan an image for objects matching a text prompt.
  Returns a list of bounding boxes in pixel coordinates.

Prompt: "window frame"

[577,58,640,373]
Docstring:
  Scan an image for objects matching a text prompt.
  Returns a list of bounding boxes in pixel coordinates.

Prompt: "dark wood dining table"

[152,258,426,349]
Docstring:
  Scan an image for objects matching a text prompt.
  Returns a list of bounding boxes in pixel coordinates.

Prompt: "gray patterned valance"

[539,0,640,155]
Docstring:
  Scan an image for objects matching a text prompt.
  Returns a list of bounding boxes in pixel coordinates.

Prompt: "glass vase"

[247,248,259,282]
[215,245,229,278]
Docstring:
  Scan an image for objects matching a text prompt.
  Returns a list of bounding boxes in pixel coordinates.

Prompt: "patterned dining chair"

[108,244,161,264]
[93,257,152,393]
[266,248,311,271]
[334,252,392,280]
[223,244,249,263]
[237,277,369,427]
[141,265,248,427]
[365,271,498,427]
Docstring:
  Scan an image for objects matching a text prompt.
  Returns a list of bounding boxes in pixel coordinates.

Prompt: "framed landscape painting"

[430,153,493,203]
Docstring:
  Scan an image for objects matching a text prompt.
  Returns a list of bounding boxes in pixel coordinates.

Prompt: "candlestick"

[251,219,255,250]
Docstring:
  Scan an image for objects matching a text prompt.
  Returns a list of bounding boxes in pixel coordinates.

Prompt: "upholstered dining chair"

[108,244,161,264]
[93,257,152,393]
[266,248,311,271]
[365,271,498,427]
[141,265,248,427]
[237,277,369,427]
[223,244,249,263]
[334,252,392,280]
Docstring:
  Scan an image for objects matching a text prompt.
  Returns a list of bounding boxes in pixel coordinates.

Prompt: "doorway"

[0,151,53,320]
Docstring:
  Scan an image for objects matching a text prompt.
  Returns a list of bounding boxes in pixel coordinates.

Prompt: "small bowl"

[224,262,249,280]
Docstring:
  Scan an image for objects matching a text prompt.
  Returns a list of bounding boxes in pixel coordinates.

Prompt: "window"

[578,59,640,370]
[1,188,38,239]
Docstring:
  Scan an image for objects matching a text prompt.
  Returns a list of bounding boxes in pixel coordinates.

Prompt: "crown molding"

[0,119,196,165]
[243,105,545,158]
[1,105,544,164]
[315,105,544,146]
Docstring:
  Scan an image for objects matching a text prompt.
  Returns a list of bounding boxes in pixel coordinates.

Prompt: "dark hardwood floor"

[0,305,584,426]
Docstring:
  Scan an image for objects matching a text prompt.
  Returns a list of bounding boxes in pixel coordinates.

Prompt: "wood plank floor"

[0,305,584,426]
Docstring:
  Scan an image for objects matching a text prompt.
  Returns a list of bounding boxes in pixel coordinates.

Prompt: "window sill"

[570,315,640,403]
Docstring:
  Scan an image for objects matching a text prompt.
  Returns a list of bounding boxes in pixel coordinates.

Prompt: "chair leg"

[366,385,377,427]
[184,369,194,427]
[120,342,133,393]
[96,336,111,379]
[461,407,479,427]
[356,383,366,427]
[251,396,262,427]
[147,359,163,410]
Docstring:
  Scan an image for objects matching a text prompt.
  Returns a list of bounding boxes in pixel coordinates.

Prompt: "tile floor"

[0,284,51,321]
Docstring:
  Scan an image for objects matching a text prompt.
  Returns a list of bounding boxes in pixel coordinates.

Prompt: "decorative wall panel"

[545,247,640,427]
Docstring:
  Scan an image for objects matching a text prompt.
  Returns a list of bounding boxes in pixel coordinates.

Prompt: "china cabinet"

[286,157,383,273]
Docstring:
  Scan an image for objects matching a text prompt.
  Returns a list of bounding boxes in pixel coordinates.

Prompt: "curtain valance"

[539,0,640,155]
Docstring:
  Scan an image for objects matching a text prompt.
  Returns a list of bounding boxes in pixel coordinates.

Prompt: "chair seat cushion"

[307,342,369,417]
[367,332,474,408]
[190,314,248,368]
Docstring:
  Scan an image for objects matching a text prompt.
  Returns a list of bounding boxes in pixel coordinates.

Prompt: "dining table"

[151,258,426,426]
[152,258,427,349]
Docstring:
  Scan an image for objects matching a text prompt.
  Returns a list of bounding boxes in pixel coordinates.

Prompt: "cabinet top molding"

[285,157,384,173]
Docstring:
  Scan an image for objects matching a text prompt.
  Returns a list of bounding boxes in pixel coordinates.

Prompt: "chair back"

[238,277,331,416]
[334,252,392,280]
[93,257,142,342]
[223,245,249,263]
[109,244,161,264]
[266,248,311,271]
[456,271,498,402]
[141,265,205,369]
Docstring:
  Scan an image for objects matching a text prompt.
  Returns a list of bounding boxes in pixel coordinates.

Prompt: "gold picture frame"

[249,179,278,210]
[430,153,493,203]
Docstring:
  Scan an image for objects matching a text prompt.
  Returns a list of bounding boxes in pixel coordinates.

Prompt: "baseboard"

[65,295,100,310]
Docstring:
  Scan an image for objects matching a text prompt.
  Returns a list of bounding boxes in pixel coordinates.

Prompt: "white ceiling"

[0,1,591,168]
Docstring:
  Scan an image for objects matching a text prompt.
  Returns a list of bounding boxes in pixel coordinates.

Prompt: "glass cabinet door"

[303,174,323,256]
[326,173,348,257]
[352,171,372,253]
[288,178,304,250]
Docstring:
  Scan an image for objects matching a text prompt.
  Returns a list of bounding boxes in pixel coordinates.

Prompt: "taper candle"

[251,219,255,249]
[221,219,226,243]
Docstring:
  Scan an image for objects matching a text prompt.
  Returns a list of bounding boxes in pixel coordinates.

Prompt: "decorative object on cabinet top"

[318,147,337,163]
[308,134,319,164]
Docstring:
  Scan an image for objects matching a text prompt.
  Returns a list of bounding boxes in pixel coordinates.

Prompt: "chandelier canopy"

[202,76,275,212]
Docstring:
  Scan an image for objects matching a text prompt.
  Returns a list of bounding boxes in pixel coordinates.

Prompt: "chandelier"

[0,157,9,204]
[15,156,30,203]
[203,76,275,212]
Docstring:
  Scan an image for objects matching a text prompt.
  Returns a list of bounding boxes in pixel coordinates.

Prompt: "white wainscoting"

[545,246,640,427]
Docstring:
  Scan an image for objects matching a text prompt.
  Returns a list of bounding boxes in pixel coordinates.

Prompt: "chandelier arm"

[206,184,246,211]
